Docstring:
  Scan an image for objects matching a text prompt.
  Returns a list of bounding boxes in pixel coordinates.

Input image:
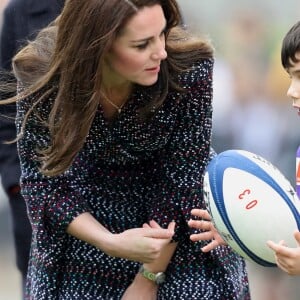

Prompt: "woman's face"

[104,4,168,88]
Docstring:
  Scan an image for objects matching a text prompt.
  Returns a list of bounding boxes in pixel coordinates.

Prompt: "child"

[189,20,300,277]
[266,20,300,276]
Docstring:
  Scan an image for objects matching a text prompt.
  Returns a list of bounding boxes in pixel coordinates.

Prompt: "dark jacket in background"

[0,0,64,294]
[0,0,64,190]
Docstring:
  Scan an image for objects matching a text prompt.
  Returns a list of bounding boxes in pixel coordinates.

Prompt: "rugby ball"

[204,149,300,267]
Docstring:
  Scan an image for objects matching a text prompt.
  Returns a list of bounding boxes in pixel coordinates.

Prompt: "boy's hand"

[188,209,226,252]
[267,231,300,275]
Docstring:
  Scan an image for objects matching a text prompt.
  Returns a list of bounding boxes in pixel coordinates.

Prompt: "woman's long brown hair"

[6,0,213,176]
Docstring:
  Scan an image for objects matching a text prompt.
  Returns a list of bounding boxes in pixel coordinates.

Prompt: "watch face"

[139,265,166,285]
[155,272,166,284]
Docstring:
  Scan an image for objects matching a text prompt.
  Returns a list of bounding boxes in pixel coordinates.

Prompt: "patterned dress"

[16,58,250,299]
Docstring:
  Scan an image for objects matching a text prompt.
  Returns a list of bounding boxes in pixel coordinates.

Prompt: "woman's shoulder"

[178,58,214,88]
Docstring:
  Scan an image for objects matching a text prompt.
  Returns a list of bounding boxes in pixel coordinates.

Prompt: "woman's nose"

[151,40,167,61]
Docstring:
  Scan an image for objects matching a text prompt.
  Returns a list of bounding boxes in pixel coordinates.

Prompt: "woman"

[4,0,250,298]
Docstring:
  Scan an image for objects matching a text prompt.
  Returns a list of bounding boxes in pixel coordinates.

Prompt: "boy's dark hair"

[282,21,300,69]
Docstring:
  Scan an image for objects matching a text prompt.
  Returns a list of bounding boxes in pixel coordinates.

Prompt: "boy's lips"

[292,102,300,115]
[294,107,300,116]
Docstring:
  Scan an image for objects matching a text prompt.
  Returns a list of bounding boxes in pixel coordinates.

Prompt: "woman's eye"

[135,43,148,50]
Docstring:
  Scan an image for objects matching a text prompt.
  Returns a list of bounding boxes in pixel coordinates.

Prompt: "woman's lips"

[145,66,160,73]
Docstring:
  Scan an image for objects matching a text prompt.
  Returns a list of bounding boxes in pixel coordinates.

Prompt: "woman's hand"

[267,231,300,275]
[104,221,175,263]
[67,212,175,264]
[188,209,226,252]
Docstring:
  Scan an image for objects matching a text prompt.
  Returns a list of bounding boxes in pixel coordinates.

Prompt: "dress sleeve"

[147,58,214,244]
[16,88,90,237]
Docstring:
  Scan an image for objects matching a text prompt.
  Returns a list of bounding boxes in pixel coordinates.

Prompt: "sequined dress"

[16,58,250,299]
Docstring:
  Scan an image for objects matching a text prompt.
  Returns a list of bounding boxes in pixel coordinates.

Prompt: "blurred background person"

[0,0,8,25]
[0,0,64,298]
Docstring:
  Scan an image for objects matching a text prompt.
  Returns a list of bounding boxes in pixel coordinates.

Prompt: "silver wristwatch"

[138,265,166,285]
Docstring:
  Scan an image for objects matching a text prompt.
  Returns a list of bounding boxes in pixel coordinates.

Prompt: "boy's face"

[287,52,300,115]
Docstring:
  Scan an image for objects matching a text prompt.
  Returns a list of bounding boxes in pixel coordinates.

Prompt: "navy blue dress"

[16,58,250,299]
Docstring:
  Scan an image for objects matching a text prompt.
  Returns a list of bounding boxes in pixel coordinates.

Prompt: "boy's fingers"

[201,240,219,252]
[190,232,213,242]
[190,209,211,221]
[188,219,211,231]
